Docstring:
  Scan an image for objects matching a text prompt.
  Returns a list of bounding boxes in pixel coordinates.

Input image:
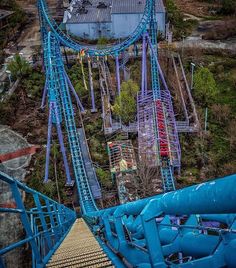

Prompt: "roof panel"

[65,0,165,24]
[66,0,112,23]
[111,0,165,14]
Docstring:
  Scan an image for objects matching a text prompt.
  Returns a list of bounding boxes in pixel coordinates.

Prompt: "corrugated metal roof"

[66,0,112,24]
[65,0,165,24]
[111,0,165,14]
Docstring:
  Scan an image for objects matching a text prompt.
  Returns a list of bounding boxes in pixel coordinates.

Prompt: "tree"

[97,37,108,49]
[112,80,139,124]
[96,168,112,189]
[220,0,236,15]
[193,67,217,106]
[227,119,236,152]
[7,54,31,80]
[134,161,162,198]
[165,0,198,39]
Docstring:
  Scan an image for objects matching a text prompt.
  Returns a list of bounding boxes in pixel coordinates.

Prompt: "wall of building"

[66,22,112,40]
[66,12,165,40]
[111,12,165,39]
[111,13,143,39]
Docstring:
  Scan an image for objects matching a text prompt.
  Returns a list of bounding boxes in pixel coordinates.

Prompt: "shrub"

[112,80,139,124]
[193,67,217,106]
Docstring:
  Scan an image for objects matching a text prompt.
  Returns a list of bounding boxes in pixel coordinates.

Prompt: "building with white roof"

[63,0,166,40]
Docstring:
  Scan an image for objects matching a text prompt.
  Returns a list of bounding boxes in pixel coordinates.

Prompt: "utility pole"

[191,62,195,91]
[6,70,12,85]
[204,107,208,132]
[181,36,185,58]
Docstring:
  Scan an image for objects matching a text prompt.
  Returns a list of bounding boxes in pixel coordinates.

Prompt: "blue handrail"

[0,171,76,268]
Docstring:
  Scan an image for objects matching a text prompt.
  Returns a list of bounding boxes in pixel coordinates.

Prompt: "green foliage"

[27,148,67,203]
[67,64,89,101]
[0,0,27,49]
[7,54,31,80]
[96,168,112,189]
[220,0,236,15]
[112,80,139,124]
[22,70,45,99]
[97,37,108,48]
[178,54,236,186]
[193,67,217,106]
[165,0,198,39]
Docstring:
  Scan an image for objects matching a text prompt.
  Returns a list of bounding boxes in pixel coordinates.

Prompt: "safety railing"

[0,171,76,268]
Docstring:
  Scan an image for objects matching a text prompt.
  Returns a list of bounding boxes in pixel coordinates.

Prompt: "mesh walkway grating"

[47,219,114,268]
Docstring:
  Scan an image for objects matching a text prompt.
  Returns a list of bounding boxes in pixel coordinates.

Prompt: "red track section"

[156,100,169,157]
[0,146,40,163]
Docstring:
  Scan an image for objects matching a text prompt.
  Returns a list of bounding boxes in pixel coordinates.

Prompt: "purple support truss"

[88,57,97,113]
[115,54,121,96]
[157,60,181,168]
[64,71,85,113]
[44,101,53,183]
[137,91,159,167]
[44,101,73,185]
[146,34,181,169]
[41,80,48,109]
[141,34,146,97]
[144,49,148,94]
[53,102,73,186]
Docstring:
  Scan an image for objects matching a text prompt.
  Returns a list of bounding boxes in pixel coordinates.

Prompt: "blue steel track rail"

[44,32,97,214]
[2,1,236,267]
[38,0,153,56]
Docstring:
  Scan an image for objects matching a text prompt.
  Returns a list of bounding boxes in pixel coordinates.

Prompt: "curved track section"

[38,0,153,56]
[45,32,97,214]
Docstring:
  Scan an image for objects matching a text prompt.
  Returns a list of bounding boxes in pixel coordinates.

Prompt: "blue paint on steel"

[77,128,102,199]
[141,33,146,97]
[0,171,76,268]
[37,0,153,56]
[54,101,73,186]
[64,71,85,113]
[44,32,97,214]
[115,53,121,96]
[41,80,47,109]
[3,0,236,267]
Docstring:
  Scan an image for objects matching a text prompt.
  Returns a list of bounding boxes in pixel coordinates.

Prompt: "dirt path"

[4,2,40,61]
[175,0,220,17]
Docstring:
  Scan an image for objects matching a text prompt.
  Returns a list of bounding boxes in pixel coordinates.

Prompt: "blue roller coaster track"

[1,0,236,267]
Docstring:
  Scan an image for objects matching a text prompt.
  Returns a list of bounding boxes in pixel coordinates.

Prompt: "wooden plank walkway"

[47,219,114,268]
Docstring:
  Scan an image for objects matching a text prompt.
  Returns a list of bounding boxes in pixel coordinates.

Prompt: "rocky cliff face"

[16,0,64,19]
[0,126,32,268]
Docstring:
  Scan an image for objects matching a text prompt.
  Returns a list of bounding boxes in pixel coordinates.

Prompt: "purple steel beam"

[41,80,48,109]
[53,102,72,186]
[144,47,148,94]
[88,57,96,112]
[44,102,53,183]
[141,34,146,97]
[64,71,85,113]
[115,54,121,96]
[161,90,181,167]
[137,91,158,167]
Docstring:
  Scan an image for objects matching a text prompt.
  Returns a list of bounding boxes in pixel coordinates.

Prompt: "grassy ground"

[177,54,236,187]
